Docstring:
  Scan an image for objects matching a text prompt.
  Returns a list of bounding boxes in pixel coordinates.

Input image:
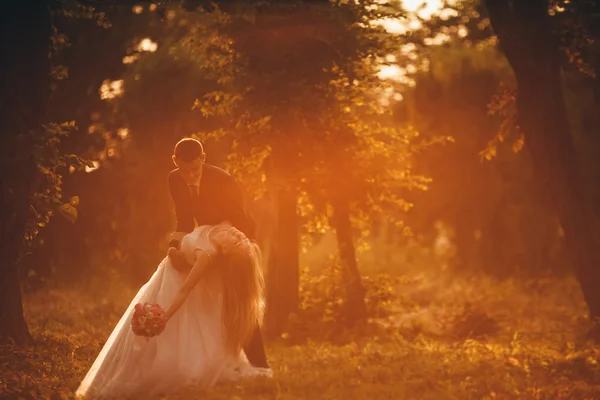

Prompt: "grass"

[2,266,600,399]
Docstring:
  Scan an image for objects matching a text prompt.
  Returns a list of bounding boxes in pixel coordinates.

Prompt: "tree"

[0,0,54,342]
[483,0,600,327]
[195,0,447,330]
[204,3,349,333]
[0,0,98,342]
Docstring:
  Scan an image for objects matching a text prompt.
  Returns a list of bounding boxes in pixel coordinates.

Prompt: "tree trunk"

[330,197,366,324]
[264,187,300,336]
[485,0,600,321]
[0,0,52,342]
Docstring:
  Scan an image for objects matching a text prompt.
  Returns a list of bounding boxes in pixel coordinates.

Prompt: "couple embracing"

[76,138,272,399]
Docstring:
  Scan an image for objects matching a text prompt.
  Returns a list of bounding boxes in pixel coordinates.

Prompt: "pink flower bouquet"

[131,302,167,337]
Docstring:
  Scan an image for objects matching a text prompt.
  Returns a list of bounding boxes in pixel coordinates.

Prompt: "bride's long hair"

[221,240,265,355]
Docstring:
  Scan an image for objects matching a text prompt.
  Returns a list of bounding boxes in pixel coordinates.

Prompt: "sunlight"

[137,38,158,52]
[372,17,408,35]
[117,128,129,140]
[408,19,423,30]
[439,7,459,20]
[400,43,417,54]
[122,54,141,64]
[424,32,451,46]
[548,3,566,16]
[402,0,445,20]
[99,79,124,100]
[371,0,464,84]
[378,65,406,81]
[85,161,100,173]
[377,64,416,88]
[457,25,469,38]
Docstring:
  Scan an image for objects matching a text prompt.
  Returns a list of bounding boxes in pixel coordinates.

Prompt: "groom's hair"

[173,138,204,162]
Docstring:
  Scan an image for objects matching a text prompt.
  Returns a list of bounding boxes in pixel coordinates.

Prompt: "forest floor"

[2,269,600,399]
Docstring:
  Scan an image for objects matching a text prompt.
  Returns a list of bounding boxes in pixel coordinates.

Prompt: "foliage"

[115,6,237,138]
[480,81,524,160]
[24,122,93,243]
[12,1,101,261]
[190,1,451,245]
[398,35,569,277]
[289,255,406,341]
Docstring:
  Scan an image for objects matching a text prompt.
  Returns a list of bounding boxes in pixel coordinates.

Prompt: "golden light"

[122,54,141,64]
[439,8,459,20]
[400,43,417,54]
[137,38,158,52]
[424,32,451,46]
[117,128,129,139]
[372,1,463,86]
[85,161,100,173]
[372,18,408,35]
[378,65,406,81]
[402,0,445,20]
[408,19,423,30]
[132,5,143,14]
[378,97,391,107]
[548,4,566,15]
[149,3,157,11]
[99,79,124,100]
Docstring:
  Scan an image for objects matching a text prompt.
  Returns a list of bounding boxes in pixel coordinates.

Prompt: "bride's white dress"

[76,225,268,400]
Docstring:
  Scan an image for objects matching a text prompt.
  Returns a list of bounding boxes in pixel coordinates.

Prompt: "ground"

[2,269,600,399]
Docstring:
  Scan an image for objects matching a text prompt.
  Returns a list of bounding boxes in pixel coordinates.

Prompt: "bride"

[76,222,270,399]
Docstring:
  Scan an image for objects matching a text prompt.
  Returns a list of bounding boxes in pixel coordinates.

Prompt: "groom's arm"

[223,176,257,241]
[168,170,194,248]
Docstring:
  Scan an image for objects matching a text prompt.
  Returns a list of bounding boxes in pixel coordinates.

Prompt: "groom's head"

[172,138,206,185]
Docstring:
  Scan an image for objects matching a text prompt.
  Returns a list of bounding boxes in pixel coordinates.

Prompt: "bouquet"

[131,302,167,337]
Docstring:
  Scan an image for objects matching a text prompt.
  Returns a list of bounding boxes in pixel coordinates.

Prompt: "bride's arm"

[168,247,193,273]
[165,249,211,321]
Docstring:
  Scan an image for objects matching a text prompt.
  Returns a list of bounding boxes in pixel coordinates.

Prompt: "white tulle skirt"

[76,256,264,400]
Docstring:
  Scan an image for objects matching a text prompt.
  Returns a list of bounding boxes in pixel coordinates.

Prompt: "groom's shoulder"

[203,164,234,182]
[168,169,185,188]
[168,168,181,181]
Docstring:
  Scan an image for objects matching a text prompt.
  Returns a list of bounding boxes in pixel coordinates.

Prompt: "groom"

[166,137,270,371]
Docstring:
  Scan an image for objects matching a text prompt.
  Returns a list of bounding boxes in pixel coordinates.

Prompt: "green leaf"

[33,194,78,224]
[57,203,78,224]
[64,154,94,169]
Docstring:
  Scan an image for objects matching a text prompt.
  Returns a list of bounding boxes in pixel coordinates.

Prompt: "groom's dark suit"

[168,163,269,368]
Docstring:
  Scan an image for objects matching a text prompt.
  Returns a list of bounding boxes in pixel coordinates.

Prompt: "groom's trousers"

[244,323,269,368]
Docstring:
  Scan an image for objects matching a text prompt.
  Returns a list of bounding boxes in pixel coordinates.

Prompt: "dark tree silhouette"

[484,0,600,329]
[0,0,52,342]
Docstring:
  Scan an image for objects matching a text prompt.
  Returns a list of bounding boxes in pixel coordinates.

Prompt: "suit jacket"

[168,164,257,243]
